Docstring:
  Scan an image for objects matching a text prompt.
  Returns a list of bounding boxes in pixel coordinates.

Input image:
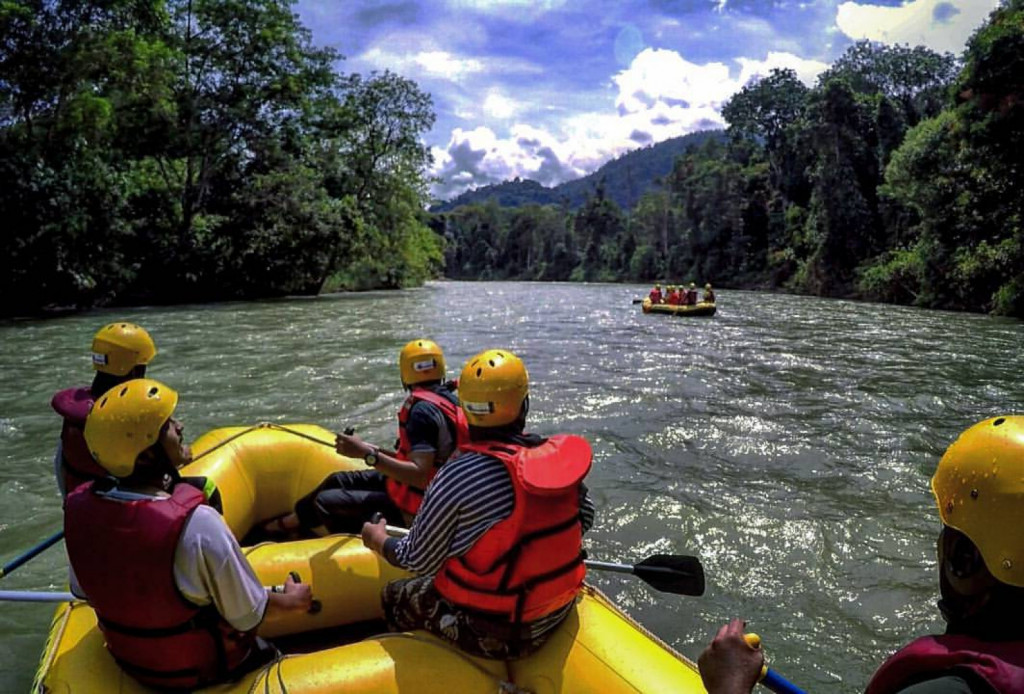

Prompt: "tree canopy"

[0,0,442,315]
[439,6,1024,318]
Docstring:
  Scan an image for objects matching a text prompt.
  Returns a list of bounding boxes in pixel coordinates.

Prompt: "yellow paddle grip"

[744,633,769,681]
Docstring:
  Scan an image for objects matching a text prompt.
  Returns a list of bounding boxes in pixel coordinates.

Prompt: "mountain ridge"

[430,129,725,212]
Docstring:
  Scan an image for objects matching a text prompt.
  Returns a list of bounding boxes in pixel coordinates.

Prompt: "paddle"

[2,574,321,609]
[381,524,705,597]
[0,530,65,580]
[0,590,77,603]
[632,298,646,304]
[745,634,807,694]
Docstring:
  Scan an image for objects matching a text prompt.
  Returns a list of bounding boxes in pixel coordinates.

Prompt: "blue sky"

[294,0,999,201]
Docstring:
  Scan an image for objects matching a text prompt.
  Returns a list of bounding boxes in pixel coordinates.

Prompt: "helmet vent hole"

[148,386,159,397]
[119,387,129,397]
[970,489,979,499]
[993,417,1006,427]
[488,360,495,367]
[99,397,108,408]
[476,368,482,377]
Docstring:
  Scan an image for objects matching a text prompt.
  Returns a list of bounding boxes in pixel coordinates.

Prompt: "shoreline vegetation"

[3,1,1022,319]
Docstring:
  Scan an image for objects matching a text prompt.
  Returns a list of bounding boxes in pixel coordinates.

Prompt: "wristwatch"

[364,446,380,467]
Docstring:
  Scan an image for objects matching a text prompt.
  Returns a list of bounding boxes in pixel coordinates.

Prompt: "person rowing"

[361,348,597,659]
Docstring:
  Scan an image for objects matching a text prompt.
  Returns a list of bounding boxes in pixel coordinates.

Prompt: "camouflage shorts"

[381,576,551,660]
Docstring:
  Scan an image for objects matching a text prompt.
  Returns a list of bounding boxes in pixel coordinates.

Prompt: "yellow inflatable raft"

[34,423,706,693]
[642,298,717,317]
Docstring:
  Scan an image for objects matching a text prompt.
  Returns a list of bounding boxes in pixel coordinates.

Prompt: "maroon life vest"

[865,634,1024,694]
[64,482,254,690]
[433,435,590,624]
[387,386,469,516]
[51,387,108,495]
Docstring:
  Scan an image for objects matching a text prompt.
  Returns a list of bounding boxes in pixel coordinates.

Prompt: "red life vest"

[387,386,469,516]
[649,289,662,303]
[865,634,1024,694]
[64,482,254,690]
[51,387,108,494]
[433,434,591,624]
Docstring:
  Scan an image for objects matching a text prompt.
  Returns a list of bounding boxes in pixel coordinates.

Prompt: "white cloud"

[614,48,826,116]
[836,0,999,55]
[482,91,520,119]
[431,47,830,200]
[444,0,568,18]
[360,47,484,81]
[736,51,831,88]
[416,51,486,80]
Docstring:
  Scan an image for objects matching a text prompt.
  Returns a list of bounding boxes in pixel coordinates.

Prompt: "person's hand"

[361,516,389,555]
[335,432,369,458]
[282,573,313,612]
[698,619,763,694]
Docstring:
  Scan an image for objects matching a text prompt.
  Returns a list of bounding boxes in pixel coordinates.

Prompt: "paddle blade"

[633,554,705,596]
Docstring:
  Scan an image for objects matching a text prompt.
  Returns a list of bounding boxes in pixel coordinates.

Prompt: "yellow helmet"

[931,416,1024,588]
[689,282,696,289]
[399,339,446,386]
[459,349,529,428]
[92,323,156,376]
[654,284,661,289]
[705,283,712,290]
[84,379,178,477]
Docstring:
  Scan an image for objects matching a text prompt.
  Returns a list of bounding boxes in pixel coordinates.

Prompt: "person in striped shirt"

[362,348,596,659]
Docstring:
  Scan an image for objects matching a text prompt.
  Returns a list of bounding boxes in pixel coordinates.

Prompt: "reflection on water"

[1,282,1022,691]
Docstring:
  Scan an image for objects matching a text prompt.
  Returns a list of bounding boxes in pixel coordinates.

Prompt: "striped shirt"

[391,436,596,577]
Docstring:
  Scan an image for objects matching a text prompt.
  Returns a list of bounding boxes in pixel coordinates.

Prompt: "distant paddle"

[380,523,704,597]
[632,298,645,304]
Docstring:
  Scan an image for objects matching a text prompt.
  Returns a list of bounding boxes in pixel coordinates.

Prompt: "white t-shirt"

[70,495,268,633]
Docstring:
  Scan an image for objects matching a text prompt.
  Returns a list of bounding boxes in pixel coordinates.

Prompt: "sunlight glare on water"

[1,281,1022,692]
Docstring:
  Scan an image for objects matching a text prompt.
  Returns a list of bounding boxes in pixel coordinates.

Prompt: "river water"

[1,281,1022,692]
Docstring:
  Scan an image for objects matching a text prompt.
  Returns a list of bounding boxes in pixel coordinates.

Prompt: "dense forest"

[1,0,443,316]
[439,0,1024,317]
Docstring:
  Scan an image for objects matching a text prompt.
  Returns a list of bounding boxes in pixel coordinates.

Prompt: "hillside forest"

[1,0,443,315]
[2,1,1023,318]
[439,1,1024,317]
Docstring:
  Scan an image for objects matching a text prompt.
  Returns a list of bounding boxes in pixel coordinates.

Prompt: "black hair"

[468,397,529,442]
[406,379,442,391]
[939,526,1024,640]
[90,364,147,399]
[116,421,179,491]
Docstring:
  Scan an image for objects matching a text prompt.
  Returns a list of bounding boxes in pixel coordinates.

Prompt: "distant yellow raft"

[34,423,707,693]
[642,298,717,316]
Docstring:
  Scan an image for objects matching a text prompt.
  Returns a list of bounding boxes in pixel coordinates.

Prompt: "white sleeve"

[68,563,86,599]
[53,439,66,498]
[173,506,268,632]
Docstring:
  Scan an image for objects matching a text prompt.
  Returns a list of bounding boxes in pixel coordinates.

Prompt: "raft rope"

[189,422,336,463]
[3,423,338,588]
